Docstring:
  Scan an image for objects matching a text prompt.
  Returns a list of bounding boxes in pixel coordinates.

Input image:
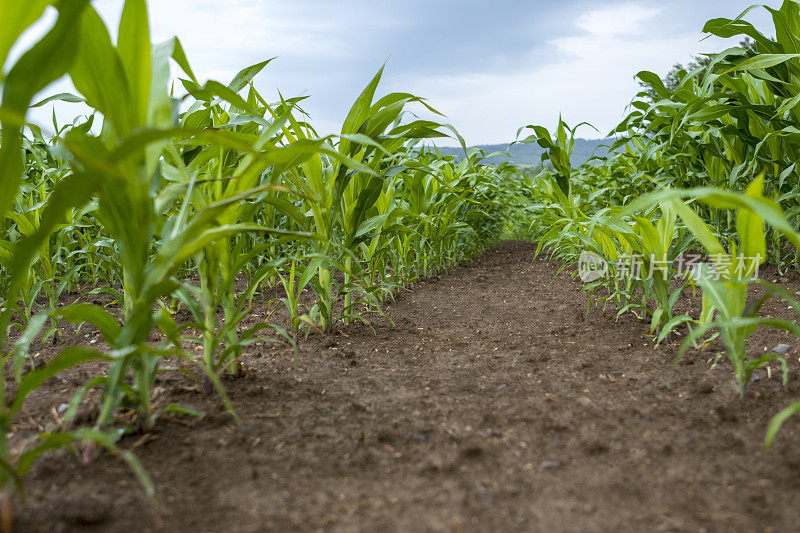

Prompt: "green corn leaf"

[627,189,800,251]
[690,264,731,317]
[703,8,772,49]
[7,313,49,382]
[340,64,385,156]
[62,375,107,426]
[668,199,729,276]
[766,401,800,450]
[155,308,182,348]
[11,346,113,415]
[636,71,672,99]
[345,177,384,238]
[656,315,695,344]
[0,0,88,220]
[0,0,51,76]
[30,92,85,107]
[52,303,122,344]
[117,0,151,128]
[58,428,153,498]
[170,37,197,83]
[725,53,800,74]
[161,403,205,419]
[187,80,260,115]
[0,171,100,354]
[228,59,273,93]
[14,436,78,479]
[69,5,133,138]
[736,175,766,273]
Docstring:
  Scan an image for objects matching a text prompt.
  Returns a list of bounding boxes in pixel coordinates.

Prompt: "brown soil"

[12,241,800,532]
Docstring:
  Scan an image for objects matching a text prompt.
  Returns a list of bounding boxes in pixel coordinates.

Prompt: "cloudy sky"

[18,0,779,145]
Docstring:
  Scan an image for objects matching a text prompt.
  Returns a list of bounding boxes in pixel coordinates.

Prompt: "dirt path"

[16,241,800,532]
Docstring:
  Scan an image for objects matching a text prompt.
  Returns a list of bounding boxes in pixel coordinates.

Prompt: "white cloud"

[11,0,779,144]
[401,3,735,145]
[20,0,405,135]
[94,0,399,83]
[575,3,661,37]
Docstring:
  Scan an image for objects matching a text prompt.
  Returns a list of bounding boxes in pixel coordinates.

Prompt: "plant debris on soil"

[13,241,800,532]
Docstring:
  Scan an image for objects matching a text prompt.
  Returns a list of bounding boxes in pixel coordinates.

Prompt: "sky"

[13,0,781,146]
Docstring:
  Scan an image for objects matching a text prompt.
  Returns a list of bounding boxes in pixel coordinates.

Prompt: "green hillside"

[434,137,613,166]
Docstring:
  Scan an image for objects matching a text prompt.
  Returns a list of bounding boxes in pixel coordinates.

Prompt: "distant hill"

[433,138,614,167]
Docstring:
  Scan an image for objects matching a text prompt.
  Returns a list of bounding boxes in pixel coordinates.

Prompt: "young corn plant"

[165,61,318,386]
[1,0,309,513]
[0,0,156,523]
[766,395,800,449]
[638,176,800,396]
[514,117,597,197]
[627,203,696,341]
[278,66,451,331]
[267,260,320,347]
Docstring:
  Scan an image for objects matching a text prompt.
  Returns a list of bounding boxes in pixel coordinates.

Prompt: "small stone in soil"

[540,461,561,469]
[772,343,791,354]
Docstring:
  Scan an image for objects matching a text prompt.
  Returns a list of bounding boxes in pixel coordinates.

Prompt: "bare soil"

[11,241,800,532]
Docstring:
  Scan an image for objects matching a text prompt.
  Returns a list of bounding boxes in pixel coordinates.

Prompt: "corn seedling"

[628,176,800,395]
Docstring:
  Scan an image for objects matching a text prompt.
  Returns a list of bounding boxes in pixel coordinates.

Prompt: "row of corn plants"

[0,0,525,528]
[519,1,800,451]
